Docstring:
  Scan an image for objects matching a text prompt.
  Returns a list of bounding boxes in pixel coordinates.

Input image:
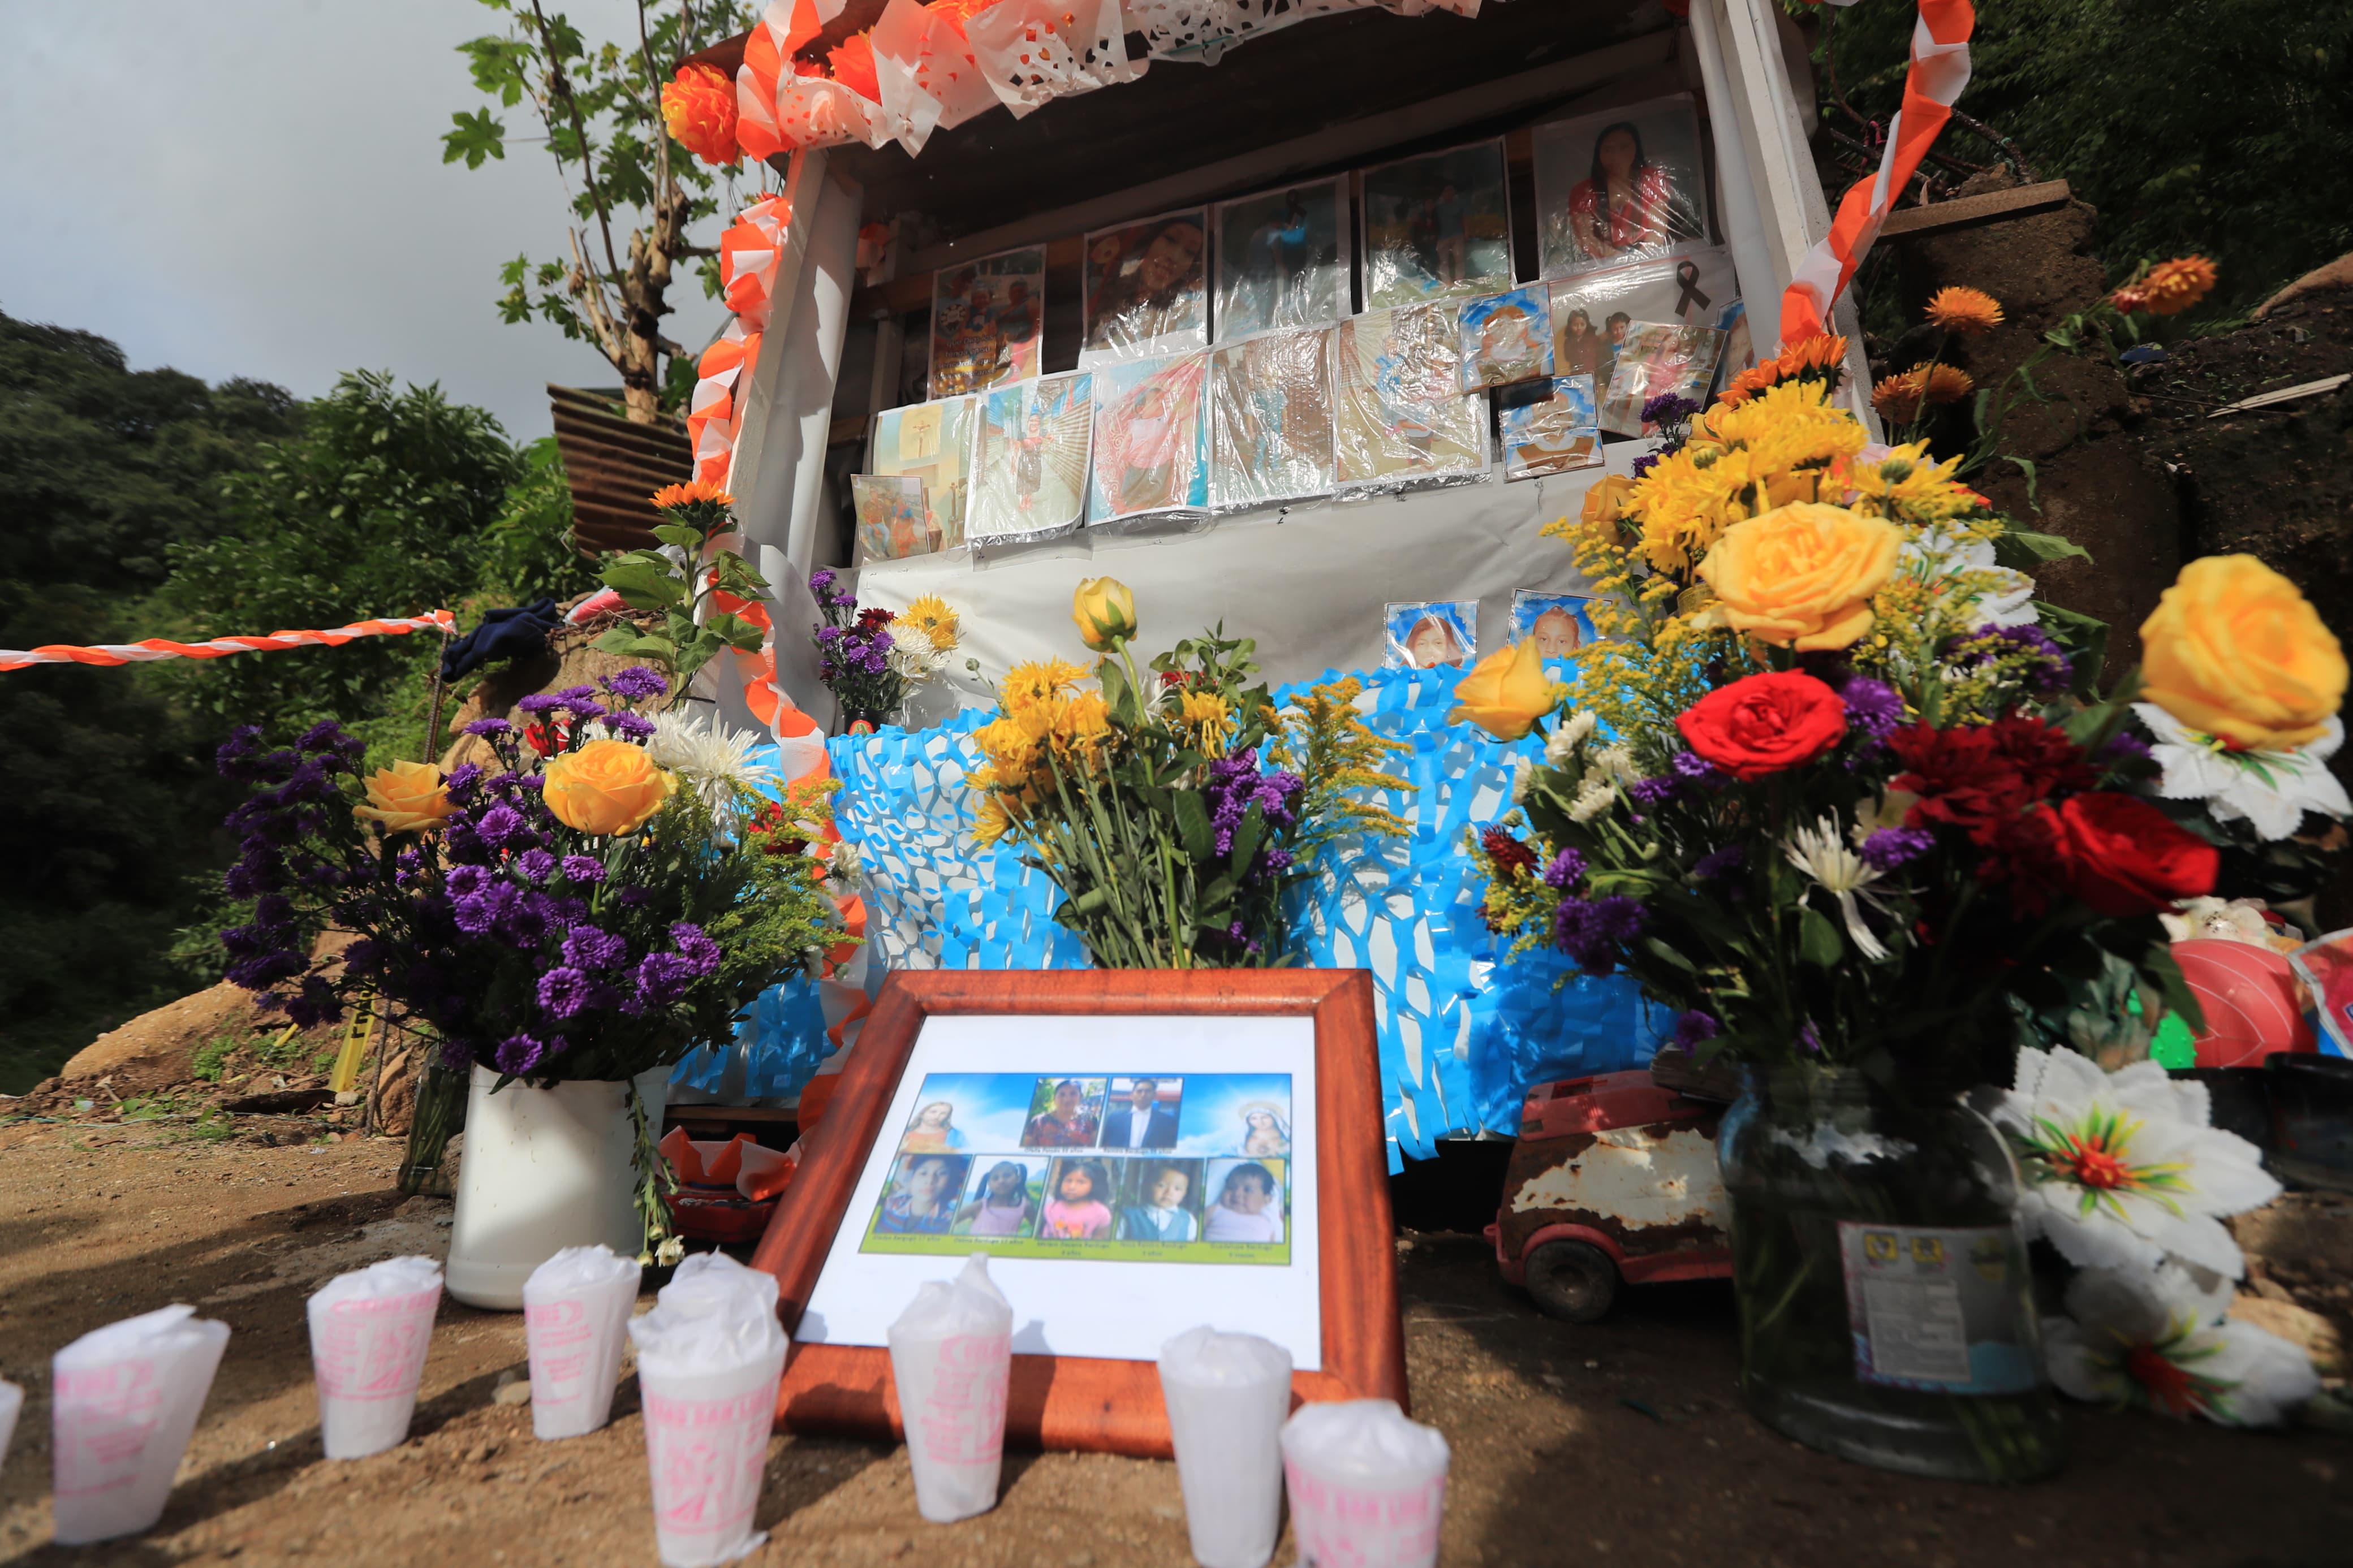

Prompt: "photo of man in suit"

[1098,1076,1182,1150]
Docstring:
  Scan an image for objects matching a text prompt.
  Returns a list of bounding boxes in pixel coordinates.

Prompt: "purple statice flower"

[1798,1021,1825,1055]
[670,922,722,977]
[1692,844,1746,880]
[1950,623,2072,695]
[1554,895,1647,975]
[2101,732,2153,765]
[563,926,627,971]
[602,666,669,701]
[618,886,651,906]
[1202,748,1306,864]
[634,951,697,1008]
[1629,451,1662,481]
[1628,776,1678,807]
[1860,826,1935,871]
[1542,848,1587,889]
[515,849,556,883]
[1641,392,1701,426]
[494,1033,550,1075]
[561,854,606,884]
[536,966,597,1019]
[1837,677,1905,741]
[474,804,532,849]
[603,712,656,741]
[1673,1010,1720,1050]
[1669,751,1720,784]
[461,718,513,739]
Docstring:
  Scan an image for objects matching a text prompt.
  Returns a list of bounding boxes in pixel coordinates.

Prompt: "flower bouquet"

[965,577,1412,968]
[809,571,969,732]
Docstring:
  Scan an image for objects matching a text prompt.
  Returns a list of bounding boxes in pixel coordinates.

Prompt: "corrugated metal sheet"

[547,384,692,556]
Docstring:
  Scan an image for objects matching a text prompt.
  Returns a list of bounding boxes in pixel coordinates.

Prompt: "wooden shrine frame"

[749,969,1406,1458]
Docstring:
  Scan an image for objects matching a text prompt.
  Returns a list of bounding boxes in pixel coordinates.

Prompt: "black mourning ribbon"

[1675,269,1712,317]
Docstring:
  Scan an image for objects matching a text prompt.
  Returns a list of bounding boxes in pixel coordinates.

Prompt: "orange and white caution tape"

[0,610,455,673]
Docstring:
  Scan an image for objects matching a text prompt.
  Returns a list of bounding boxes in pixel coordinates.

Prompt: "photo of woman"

[1117,1160,1204,1242]
[899,1099,968,1153]
[1384,600,1477,671]
[1020,1077,1104,1148]
[1040,1159,1115,1239]
[955,1159,1042,1238]
[873,1154,969,1236]
[1552,306,1608,385]
[1081,210,1210,362]
[1238,1102,1291,1158]
[1203,1160,1286,1243]
[1533,96,1710,279]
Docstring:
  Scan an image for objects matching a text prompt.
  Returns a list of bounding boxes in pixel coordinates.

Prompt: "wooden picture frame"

[750,969,1406,1459]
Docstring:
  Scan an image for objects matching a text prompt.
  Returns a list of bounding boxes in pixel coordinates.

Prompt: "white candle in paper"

[1158,1326,1294,1568]
[1280,1398,1451,1568]
[307,1255,443,1460]
[886,1253,1015,1523]
[523,1245,639,1440]
[628,1253,788,1568]
[50,1306,231,1545]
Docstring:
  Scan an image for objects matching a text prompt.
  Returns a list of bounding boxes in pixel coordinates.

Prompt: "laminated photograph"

[1360,139,1513,311]
[1088,352,1210,522]
[1383,599,1477,671]
[851,474,931,563]
[1333,304,1488,491]
[1208,325,1339,512]
[1081,208,1211,365]
[1532,93,1713,278]
[968,370,1094,543]
[1600,321,1728,438]
[928,245,1047,399]
[1457,286,1554,391]
[1213,179,1351,340]
[1548,248,1738,393]
[1497,375,1602,481]
[869,395,976,554]
[1510,588,1604,658]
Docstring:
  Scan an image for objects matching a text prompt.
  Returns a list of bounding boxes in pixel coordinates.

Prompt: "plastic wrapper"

[1360,139,1512,311]
[1279,1399,1451,1568]
[1157,1327,1294,1568]
[51,1306,232,1545]
[1532,93,1714,278]
[852,474,929,564]
[869,396,977,554]
[1213,179,1351,340]
[886,1254,1015,1523]
[628,1253,788,1568]
[0,1379,19,1476]
[928,247,1045,399]
[1599,322,1728,438]
[1458,287,1554,391]
[1497,376,1602,482]
[1080,208,1210,365]
[1509,589,1602,660]
[1384,601,1476,672]
[1548,247,1738,391]
[968,371,1094,543]
[2291,928,2353,1056]
[308,1255,443,1461]
[1208,326,1338,512]
[1333,306,1490,494]
[1089,354,1210,524]
[523,1245,639,1441]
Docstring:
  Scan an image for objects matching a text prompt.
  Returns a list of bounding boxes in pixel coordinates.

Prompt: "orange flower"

[650,479,735,511]
[2136,256,2218,317]
[828,32,881,101]
[1716,333,1848,408]
[1925,286,2004,335]
[1870,362,1975,423]
[660,64,739,167]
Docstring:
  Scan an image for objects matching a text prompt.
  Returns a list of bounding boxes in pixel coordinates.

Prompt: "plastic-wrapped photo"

[1089,353,1210,522]
[1458,286,1554,391]
[928,245,1046,398]
[1384,599,1476,671]
[1511,589,1602,658]
[1213,179,1351,340]
[1549,248,1738,392]
[1081,208,1210,364]
[1600,322,1728,438]
[1497,375,1602,481]
[1333,305,1487,488]
[1208,326,1338,511]
[869,395,976,552]
[1533,94,1712,278]
[850,474,929,563]
[1360,139,1512,310]
[968,372,1093,543]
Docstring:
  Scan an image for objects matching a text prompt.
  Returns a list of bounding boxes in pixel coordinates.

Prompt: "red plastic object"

[665,1185,779,1244]
[2175,938,2317,1068]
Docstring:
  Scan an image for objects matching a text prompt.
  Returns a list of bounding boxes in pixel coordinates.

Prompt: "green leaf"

[1231,804,1264,873]
[1171,791,1214,864]
[1799,904,1843,967]
[651,524,704,551]
[1992,528,2091,572]
[441,107,507,169]
[2033,601,2113,699]
[2140,940,2209,1036]
[1643,937,1697,974]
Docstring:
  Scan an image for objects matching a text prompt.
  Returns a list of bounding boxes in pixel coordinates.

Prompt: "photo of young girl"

[1600,321,1728,438]
[1040,1158,1116,1239]
[1089,353,1209,522]
[1383,600,1477,671]
[954,1157,1044,1239]
[1532,96,1711,279]
[1458,287,1554,391]
[969,371,1092,543]
[1214,179,1351,340]
[1116,1160,1205,1242]
[1361,140,1514,310]
[1511,589,1602,658]
[1202,1159,1287,1243]
[1081,209,1210,364]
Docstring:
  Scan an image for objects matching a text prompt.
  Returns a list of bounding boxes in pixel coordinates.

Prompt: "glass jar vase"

[1716,1064,2063,1483]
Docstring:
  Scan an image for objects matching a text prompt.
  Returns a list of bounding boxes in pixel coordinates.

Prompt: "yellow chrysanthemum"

[1924,286,2004,335]
[1175,688,1235,750]
[1836,440,1977,520]
[973,791,1013,848]
[898,593,960,653]
[1001,658,1088,710]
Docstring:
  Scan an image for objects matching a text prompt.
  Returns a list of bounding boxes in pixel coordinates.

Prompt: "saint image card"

[968,371,1094,543]
[1511,589,1603,659]
[1498,375,1602,481]
[1081,208,1210,365]
[1213,179,1351,340]
[1532,93,1712,279]
[1384,599,1477,671]
[1548,248,1738,393]
[1333,304,1488,489]
[928,245,1047,399]
[1360,139,1513,311]
[1458,286,1555,391]
[1208,326,1339,512]
[869,395,976,552]
[1088,352,1210,522]
[1600,321,1728,438]
[851,474,930,564]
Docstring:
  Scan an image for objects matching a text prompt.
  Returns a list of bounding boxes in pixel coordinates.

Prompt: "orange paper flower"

[1871,362,1975,423]
[661,63,739,167]
[2130,256,2219,317]
[1717,334,1848,408]
[828,32,882,102]
[650,479,735,511]
[1925,286,2004,336]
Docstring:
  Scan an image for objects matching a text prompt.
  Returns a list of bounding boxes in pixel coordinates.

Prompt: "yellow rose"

[2139,554,2347,750]
[352,759,453,835]
[1448,638,1554,741]
[542,739,676,836]
[1071,577,1137,651]
[1581,474,1637,528]
[1697,502,1902,651]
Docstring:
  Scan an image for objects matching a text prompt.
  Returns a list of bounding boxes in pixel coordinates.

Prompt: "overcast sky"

[0,1,739,442]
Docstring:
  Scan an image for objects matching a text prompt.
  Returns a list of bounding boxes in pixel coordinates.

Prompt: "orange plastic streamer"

[1,611,456,673]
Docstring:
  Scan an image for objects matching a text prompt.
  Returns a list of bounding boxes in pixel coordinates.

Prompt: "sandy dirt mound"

[54,981,270,1093]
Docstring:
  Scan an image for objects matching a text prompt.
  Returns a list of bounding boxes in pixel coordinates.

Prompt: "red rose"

[1675,672,1848,781]
[2048,793,2219,916]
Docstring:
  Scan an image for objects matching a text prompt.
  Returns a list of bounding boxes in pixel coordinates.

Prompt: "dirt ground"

[2,1121,2350,1568]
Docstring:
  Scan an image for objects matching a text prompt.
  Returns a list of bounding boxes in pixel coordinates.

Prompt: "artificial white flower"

[2134,704,2350,841]
[1508,756,1533,804]
[1994,1046,2279,1278]
[1589,744,1640,785]
[886,640,951,683]
[827,837,863,883]
[1547,710,1598,763]
[1783,813,1892,960]
[2042,1262,2319,1427]
[1901,526,2039,628]
[1567,778,1614,823]
[2159,895,2299,952]
[645,709,773,812]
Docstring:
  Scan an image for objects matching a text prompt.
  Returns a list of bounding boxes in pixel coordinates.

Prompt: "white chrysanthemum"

[827,838,863,883]
[1567,779,1614,823]
[1588,743,1640,785]
[887,641,950,683]
[2135,704,2349,841]
[2042,1262,2318,1427]
[1901,526,2039,627]
[1783,813,1892,960]
[1546,711,1599,763]
[1994,1046,2279,1278]
[644,710,773,811]
[1508,757,1533,804]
